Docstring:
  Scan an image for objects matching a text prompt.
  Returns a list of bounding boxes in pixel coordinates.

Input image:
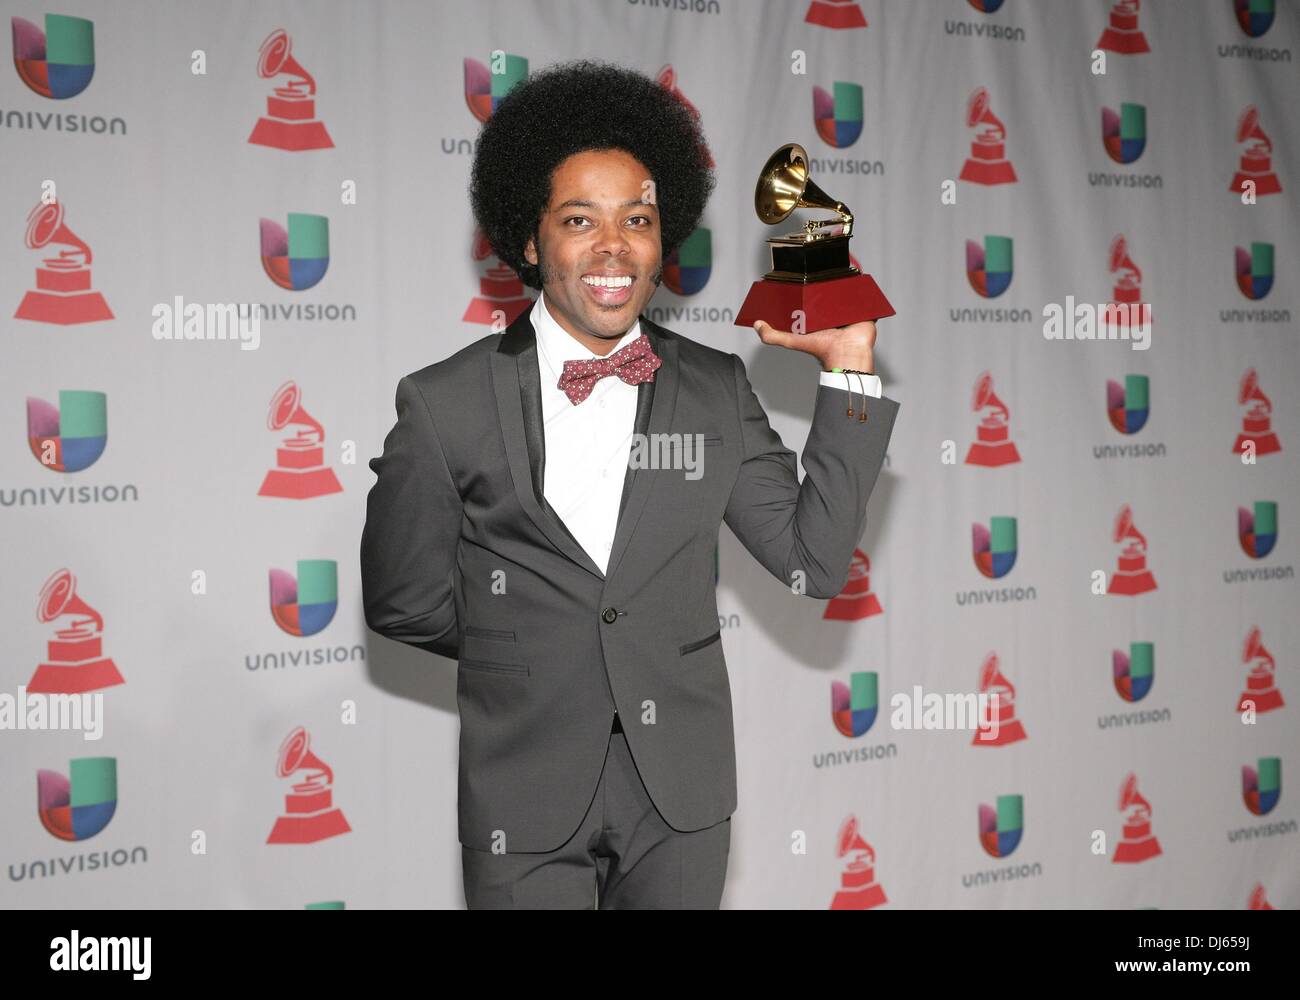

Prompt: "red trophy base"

[1109,570,1157,595]
[1114,835,1161,863]
[1098,29,1150,54]
[259,467,343,499]
[823,589,882,620]
[248,118,335,152]
[831,864,887,909]
[28,659,124,694]
[965,442,1020,466]
[1238,687,1284,714]
[15,291,114,325]
[1231,171,1282,196]
[805,1,867,29]
[959,158,1017,185]
[735,273,894,332]
[973,718,1026,746]
[268,809,351,844]
[462,296,532,325]
[1233,431,1281,456]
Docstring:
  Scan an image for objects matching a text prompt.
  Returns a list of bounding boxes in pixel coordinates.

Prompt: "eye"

[626,215,652,227]
[563,216,591,228]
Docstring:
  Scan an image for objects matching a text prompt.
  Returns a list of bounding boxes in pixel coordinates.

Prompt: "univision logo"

[972,517,1016,578]
[269,560,338,637]
[831,672,878,737]
[813,80,862,148]
[38,757,116,841]
[1242,757,1281,816]
[978,794,1022,858]
[12,14,94,99]
[463,51,528,122]
[1106,374,1149,434]
[663,228,711,296]
[1238,501,1277,559]
[1102,102,1146,164]
[966,235,1012,298]
[1236,242,1273,300]
[1235,0,1275,38]
[27,391,106,471]
[1113,641,1154,702]
[260,213,328,291]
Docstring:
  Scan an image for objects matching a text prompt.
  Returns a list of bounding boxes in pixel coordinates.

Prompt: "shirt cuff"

[820,370,882,398]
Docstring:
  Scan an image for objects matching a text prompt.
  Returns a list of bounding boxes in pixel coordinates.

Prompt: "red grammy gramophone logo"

[1113,772,1161,863]
[1108,504,1157,595]
[1096,0,1151,55]
[830,815,886,909]
[823,548,882,620]
[972,652,1026,746]
[1237,626,1283,715]
[1106,235,1151,330]
[258,381,343,499]
[248,29,334,151]
[1230,105,1281,197]
[965,371,1020,466]
[462,228,532,326]
[13,200,113,325]
[1233,368,1281,456]
[29,569,124,694]
[958,86,1016,185]
[267,726,351,844]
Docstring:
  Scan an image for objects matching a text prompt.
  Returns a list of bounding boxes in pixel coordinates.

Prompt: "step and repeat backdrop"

[1,0,1296,909]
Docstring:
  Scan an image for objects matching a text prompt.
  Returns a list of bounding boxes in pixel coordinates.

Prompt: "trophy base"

[248,118,335,152]
[831,883,887,910]
[1113,836,1161,863]
[1231,171,1282,196]
[1238,689,1284,714]
[959,159,1018,185]
[735,273,895,332]
[972,719,1026,746]
[462,296,533,326]
[1109,570,1157,595]
[1233,432,1281,456]
[28,659,125,694]
[965,442,1021,466]
[823,591,882,621]
[15,291,114,325]
[267,809,352,844]
[259,467,344,499]
[805,1,867,30]
[1097,29,1151,55]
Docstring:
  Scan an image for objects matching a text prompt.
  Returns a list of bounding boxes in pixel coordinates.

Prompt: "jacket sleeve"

[723,353,899,600]
[360,374,462,659]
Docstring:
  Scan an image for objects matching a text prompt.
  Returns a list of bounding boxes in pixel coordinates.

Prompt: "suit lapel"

[490,303,678,585]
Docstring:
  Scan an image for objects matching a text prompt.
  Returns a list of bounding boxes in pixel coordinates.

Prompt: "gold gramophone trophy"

[735,142,894,332]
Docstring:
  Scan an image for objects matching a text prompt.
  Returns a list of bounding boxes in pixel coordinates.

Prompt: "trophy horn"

[754,143,853,238]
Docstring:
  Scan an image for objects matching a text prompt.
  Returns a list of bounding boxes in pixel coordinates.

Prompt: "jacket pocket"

[463,625,516,642]
[459,658,530,676]
[679,629,722,655]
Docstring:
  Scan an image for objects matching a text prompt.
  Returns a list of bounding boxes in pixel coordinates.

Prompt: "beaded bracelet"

[826,368,874,421]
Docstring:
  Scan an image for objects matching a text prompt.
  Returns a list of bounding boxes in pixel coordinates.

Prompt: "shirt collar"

[533,287,642,381]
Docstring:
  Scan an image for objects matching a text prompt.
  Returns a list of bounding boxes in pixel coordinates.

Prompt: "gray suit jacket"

[361,302,899,852]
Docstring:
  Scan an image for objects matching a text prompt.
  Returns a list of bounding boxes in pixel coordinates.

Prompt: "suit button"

[601,607,619,623]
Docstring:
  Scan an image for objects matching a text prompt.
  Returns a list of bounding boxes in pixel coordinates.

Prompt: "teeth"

[582,275,632,288]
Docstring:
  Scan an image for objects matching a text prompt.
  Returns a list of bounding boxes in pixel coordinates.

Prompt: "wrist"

[822,352,874,373]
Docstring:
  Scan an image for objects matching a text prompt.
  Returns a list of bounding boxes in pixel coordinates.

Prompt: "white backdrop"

[1,0,1296,909]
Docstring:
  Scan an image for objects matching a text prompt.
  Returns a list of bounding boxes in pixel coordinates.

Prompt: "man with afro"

[361,59,899,909]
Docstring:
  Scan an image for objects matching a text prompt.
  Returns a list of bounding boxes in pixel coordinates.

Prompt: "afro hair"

[468,59,716,291]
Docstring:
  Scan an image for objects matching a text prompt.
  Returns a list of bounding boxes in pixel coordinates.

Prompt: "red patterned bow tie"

[556,333,662,405]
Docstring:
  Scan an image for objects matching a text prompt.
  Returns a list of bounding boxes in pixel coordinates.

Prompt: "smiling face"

[524,148,663,355]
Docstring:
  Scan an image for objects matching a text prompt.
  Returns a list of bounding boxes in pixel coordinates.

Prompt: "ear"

[524,235,538,266]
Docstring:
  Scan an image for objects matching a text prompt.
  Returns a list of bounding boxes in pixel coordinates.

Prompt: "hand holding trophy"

[735,143,894,373]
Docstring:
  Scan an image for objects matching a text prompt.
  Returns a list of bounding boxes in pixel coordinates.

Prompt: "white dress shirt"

[530,288,883,574]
